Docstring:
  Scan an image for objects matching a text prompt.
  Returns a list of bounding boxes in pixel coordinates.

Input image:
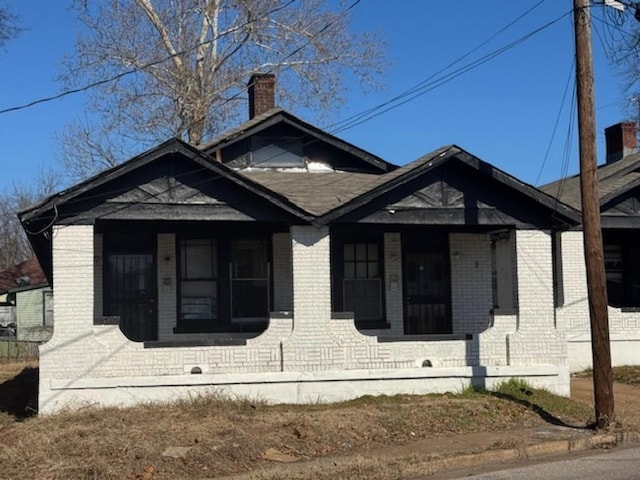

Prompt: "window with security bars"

[342,243,382,322]
[180,239,217,321]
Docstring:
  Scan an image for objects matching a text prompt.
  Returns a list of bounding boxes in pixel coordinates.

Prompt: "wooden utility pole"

[573,0,615,429]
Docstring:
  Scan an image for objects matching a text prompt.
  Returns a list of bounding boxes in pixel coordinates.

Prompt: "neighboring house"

[0,257,51,341]
[541,121,640,372]
[20,74,580,414]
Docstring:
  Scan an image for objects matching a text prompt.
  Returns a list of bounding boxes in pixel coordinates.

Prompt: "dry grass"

[574,365,640,387]
[0,362,594,480]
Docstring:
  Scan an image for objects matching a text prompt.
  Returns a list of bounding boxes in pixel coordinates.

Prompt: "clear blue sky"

[0,0,634,194]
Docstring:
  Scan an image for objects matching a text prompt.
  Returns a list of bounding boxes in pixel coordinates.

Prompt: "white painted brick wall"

[290,226,332,329]
[384,232,403,335]
[506,230,567,367]
[450,233,493,335]
[556,230,640,371]
[51,225,95,336]
[157,233,177,341]
[556,231,588,333]
[39,225,570,412]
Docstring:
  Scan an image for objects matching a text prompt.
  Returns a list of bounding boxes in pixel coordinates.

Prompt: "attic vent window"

[250,136,304,168]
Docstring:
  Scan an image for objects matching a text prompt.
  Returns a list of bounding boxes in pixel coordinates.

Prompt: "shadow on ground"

[0,367,38,420]
[490,390,590,430]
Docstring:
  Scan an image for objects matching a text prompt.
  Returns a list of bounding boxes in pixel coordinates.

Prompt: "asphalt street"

[437,445,640,480]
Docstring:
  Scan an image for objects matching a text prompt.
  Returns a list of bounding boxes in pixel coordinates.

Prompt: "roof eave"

[20,138,315,227]
[454,150,582,226]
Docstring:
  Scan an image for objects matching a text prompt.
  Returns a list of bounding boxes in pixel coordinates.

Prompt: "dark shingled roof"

[540,152,640,210]
[238,171,382,216]
[0,257,48,294]
[239,146,453,217]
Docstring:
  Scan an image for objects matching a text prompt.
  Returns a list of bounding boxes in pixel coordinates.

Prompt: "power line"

[0,0,298,116]
[536,57,576,185]
[327,8,573,136]
[327,0,546,134]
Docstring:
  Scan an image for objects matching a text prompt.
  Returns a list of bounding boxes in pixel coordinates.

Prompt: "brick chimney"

[605,121,637,164]
[248,73,275,119]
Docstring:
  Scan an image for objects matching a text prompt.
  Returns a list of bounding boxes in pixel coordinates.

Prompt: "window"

[231,239,269,320]
[43,291,53,327]
[604,231,640,308]
[180,239,217,321]
[605,244,624,306]
[342,242,383,324]
[177,236,271,332]
[251,136,305,168]
[490,231,518,312]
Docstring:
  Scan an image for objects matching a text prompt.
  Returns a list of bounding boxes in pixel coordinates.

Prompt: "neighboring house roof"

[0,257,48,294]
[540,152,640,210]
[199,108,396,173]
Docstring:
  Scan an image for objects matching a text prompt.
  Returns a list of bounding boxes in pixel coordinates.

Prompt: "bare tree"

[0,0,20,48]
[0,169,61,271]
[59,0,386,180]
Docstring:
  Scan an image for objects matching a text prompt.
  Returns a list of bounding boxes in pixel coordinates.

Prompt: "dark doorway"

[403,235,452,334]
[105,233,157,342]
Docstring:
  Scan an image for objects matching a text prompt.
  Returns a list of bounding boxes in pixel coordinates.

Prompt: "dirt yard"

[0,361,600,480]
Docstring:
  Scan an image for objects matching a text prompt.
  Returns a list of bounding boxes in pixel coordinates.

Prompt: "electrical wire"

[328,9,573,135]
[22,2,581,233]
[0,0,298,116]
[326,0,546,134]
[536,57,576,186]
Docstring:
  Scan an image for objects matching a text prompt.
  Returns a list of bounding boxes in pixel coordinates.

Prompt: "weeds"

[575,366,640,387]
[0,362,599,480]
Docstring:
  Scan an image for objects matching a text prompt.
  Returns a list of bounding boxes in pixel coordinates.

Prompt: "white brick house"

[21,75,580,413]
[542,122,640,372]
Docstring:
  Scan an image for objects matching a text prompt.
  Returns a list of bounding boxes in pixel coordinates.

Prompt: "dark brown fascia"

[19,138,315,226]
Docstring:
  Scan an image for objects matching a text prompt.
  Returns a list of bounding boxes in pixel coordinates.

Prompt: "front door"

[106,249,157,342]
[403,236,451,334]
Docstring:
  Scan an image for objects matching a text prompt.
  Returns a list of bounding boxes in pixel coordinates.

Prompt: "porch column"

[507,230,567,367]
[51,224,95,337]
[290,225,331,331]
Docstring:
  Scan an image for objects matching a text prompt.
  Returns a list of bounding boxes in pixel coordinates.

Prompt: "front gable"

[53,152,306,225]
[20,140,311,229]
[324,148,579,229]
[601,183,640,228]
